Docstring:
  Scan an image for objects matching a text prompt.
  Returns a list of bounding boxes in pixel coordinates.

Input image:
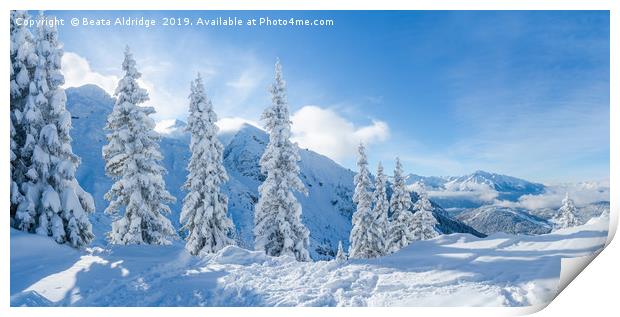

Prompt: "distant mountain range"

[406,170,546,208]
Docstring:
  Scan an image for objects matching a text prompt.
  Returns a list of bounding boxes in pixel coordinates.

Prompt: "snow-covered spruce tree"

[411,188,439,241]
[15,16,95,247]
[335,240,347,262]
[10,121,22,227]
[180,74,236,255]
[253,59,311,261]
[10,10,37,223]
[370,162,390,256]
[349,143,377,259]
[552,193,579,230]
[103,47,176,245]
[387,157,414,253]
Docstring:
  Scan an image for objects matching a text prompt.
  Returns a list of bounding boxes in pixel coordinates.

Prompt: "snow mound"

[208,245,274,265]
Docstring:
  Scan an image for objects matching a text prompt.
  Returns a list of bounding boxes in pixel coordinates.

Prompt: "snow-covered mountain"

[65,85,482,259]
[154,119,189,140]
[456,206,552,235]
[406,170,546,208]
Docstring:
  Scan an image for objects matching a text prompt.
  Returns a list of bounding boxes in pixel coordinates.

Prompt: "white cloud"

[216,117,260,134]
[494,179,610,210]
[61,52,118,95]
[430,189,499,203]
[291,106,390,162]
[407,182,499,203]
[154,119,180,134]
[136,78,188,120]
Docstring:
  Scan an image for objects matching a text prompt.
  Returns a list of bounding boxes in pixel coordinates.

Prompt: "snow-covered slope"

[65,85,481,259]
[65,85,115,235]
[457,206,553,235]
[10,214,609,307]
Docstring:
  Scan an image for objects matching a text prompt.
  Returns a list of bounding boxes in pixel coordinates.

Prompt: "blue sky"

[48,10,609,183]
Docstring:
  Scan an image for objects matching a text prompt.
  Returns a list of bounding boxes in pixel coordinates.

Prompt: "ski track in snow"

[10,215,609,307]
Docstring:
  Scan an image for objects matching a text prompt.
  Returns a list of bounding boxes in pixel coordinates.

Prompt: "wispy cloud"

[217,117,260,134]
[494,179,610,209]
[61,52,118,95]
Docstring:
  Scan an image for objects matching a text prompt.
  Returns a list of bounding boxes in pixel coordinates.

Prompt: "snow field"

[11,214,609,307]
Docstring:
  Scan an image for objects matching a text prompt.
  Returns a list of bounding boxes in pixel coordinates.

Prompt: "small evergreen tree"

[253,59,311,261]
[335,240,347,262]
[369,162,389,256]
[552,193,579,229]
[349,143,377,259]
[15,14,95,247]
[388,158,414,253]
[103,47,176,245]
[411,188,439,241]
[180,74,236,255]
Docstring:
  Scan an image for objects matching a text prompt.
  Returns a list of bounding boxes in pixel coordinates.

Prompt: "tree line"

[8,11,443,262]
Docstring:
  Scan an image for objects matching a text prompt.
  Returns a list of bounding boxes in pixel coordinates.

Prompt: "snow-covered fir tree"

[411,187,439,241]
[552,193,579,229]
[14,15,95,247]
[253,59,311,262]
[10,10,37,224]
[387,157,415,253]
[335,241,347,262]
[10,120,22,227]
[370,162,390,256]
[349,144,382,259]
[103,47,176,245]
[180,74,236,255]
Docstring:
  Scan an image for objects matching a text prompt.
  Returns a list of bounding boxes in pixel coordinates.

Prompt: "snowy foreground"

[10,215,608,307]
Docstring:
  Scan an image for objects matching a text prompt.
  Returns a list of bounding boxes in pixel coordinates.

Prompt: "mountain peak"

[472,170,492,176]
[234,122,264,136]
[155,119,188,138]
[66,84,112,100]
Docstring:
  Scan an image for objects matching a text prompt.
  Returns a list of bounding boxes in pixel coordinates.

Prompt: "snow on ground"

[10,215,609,307]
